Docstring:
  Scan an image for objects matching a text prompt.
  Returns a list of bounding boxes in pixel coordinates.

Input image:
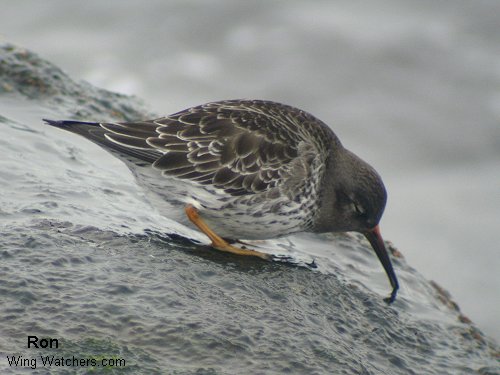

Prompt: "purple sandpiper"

[44,99,399,303]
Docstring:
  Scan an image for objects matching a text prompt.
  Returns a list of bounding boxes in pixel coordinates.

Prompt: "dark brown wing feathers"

[95,100,337,196]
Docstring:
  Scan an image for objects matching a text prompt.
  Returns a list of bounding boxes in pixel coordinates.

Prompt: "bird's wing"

[46,100,338,197]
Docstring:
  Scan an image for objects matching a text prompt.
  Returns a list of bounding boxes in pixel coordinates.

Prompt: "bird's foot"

[185,204,271,261]
[210,241,272,261]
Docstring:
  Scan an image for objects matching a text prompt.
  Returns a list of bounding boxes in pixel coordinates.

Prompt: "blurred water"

[1,0,499,348]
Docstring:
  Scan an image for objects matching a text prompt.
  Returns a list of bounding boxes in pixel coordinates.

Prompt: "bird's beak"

[364,225,399,303]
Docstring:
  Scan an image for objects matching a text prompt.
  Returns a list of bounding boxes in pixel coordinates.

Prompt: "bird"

[44,99,399,303]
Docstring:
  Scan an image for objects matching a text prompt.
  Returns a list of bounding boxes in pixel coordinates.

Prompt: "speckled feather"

[102,100,338,199]
[44,100,341,238]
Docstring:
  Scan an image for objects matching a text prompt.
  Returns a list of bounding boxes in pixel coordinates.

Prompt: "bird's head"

[317,148,399,303]
[326,149,387,232]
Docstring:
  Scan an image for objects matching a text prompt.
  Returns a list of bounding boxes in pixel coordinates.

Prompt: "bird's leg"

[184,204,271,260]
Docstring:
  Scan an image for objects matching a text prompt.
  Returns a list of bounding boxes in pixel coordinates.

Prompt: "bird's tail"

[43,119,101,135]
[43,118,116,149]
[43,119,158,163]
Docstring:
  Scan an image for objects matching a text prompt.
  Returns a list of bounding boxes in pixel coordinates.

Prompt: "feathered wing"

[45,100,338,198]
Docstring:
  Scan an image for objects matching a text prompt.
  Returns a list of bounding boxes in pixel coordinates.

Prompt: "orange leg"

[184,204,271,260]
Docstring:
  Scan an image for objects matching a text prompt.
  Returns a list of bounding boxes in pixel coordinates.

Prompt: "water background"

[1,0,499,344]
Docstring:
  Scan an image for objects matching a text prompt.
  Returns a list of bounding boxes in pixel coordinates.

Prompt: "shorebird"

[44,99,399,303]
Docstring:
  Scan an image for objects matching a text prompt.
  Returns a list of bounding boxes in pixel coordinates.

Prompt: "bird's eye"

[353,202,366,216]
